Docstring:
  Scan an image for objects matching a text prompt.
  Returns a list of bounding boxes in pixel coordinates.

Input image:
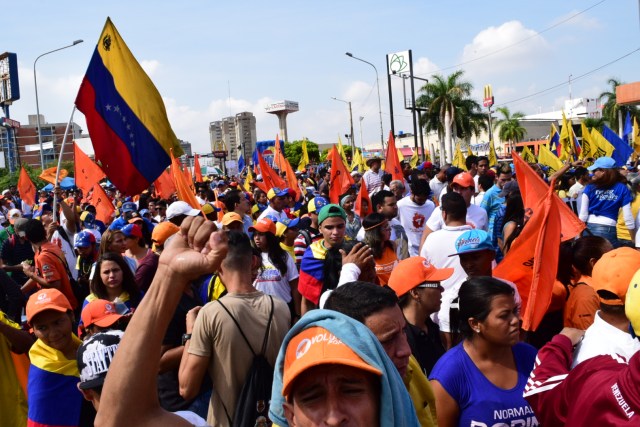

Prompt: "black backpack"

[217,296,274,427]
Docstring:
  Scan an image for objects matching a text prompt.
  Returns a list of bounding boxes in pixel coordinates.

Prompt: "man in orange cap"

[388,256,453,376]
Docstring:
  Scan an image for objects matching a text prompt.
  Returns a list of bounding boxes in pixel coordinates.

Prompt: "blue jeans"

[586,222,618,247]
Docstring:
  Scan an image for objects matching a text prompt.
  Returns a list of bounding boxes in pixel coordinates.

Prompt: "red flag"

[385,131,404,182]
[511,152,585,241]
[170,149,201,209]
[87,184,115,224]
[74,143,106,195]
[194,155,203,183]
[328,145,355,204]
[153,170,176,199]
[494,182,561,331]
[256,149,287,190]
[17,167,36,207]
[39,167,68,185]
[354,177,371,217]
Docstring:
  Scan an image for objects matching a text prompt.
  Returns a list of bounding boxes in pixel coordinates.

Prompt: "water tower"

[265,100,299,142]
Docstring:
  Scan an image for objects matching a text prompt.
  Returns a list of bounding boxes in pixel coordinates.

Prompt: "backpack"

[217,296,274,427]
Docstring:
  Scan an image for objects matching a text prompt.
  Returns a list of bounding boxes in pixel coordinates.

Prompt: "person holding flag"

[579,157,635,247]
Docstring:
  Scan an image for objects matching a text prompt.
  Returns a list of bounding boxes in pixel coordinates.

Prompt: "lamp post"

[331,97,354,153]
[359,116,365,150]
[345,52,384,149]
[34,39,83,169]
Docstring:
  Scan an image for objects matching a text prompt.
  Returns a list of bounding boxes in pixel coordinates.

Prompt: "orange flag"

[273,135,287,172]
[282,157,301,201]
[87,184,115,224]
[74,143,106,195]
[170,149,201,209]
[494,182,561,331]
[194,155,203,183]
[354,177,371,217]
[256,149,287,190]
[39,166,68,185]
[328,145,355,204]
[385,131,404,182]
[18,167,37,207]
[154,170,176,200]
[183,166,194,192]
[511,152,585,241]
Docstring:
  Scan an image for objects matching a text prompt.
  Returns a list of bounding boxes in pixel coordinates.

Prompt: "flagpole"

[52,105,77,223]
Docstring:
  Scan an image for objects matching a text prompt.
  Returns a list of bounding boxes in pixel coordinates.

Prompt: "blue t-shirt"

[480,184,504,238]
[429,342,538,427]
[583,182,634,222]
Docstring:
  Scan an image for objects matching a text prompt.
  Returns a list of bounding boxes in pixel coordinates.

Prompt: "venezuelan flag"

[27,337,83,427]
[75,18,183,196]
[298,241,328,305]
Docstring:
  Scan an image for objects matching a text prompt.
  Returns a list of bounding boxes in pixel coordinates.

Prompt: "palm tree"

[598,78,638,135]
[416,70,475,163]
[494,107,526,153]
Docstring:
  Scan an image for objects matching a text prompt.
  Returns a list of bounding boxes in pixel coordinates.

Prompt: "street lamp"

[331,97,354,153]
[345,52,384,149]
[34,39,83,169]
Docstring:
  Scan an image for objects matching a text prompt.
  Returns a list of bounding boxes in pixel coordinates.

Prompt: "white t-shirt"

[396,196,436,257]
[50,220,78,280]
[572,310,640,368]
[258,206,288,223]
[426,204,488,233]
[471,192,485,206]
[421,225,473,333]
[253,252,299,303]
[429,177,447,201]
[568,181,585,215]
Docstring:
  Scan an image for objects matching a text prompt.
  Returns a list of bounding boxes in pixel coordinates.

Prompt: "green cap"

[318,204,347,225]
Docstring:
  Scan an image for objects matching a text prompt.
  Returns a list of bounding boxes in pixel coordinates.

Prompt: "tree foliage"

[494,107,526,145]
[284,140,320,166]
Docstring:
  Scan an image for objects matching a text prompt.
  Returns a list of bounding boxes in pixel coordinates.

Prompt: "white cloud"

[140,59,160,77]
[461,21,551,78]
[552,10,602,30]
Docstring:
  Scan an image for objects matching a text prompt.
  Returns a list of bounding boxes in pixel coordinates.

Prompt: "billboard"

[265,100,299,113]
[0,52,20,104]
[387,50,409,75]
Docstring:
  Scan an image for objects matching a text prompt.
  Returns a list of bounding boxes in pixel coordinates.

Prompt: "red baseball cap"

[249,217,276,235]
[452,172,475,189]
[81,299,125,328]
[26,288,73,323]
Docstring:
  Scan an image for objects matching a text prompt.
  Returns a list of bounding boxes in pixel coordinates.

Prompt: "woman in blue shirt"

[429,277,538,427]
[579,156,635,247]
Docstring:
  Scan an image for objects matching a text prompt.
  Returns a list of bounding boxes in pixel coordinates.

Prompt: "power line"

[495,47,640,108]
[419,0,607,77]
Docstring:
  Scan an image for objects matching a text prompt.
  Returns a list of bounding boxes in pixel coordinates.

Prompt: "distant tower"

[265,100,299,142]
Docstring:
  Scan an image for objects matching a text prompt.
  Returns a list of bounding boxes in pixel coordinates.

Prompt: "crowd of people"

[2,152,640,426]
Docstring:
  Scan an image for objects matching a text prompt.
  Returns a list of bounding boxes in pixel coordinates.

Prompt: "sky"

[4,0,640,155]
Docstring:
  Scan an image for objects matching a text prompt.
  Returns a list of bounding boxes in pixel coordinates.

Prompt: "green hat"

[318,204,347,225]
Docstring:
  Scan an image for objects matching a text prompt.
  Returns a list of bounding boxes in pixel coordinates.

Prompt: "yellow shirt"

[0,312,28,427]
[404,355,437,427]
[617,192,640,241]
[280,242,295,260]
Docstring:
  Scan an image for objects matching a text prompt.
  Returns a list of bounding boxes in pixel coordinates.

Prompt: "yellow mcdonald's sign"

[483,84,494,108]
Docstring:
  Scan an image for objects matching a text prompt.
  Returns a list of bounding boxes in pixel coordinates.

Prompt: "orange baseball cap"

[26,288,73,323]
[249,217,276,235]
[452,172,475,189]
[387,257,454,297]
[221,212,243,226]
[282,326,381,396]
[81,299,124,328]
[151,221,180,245]
[592,247,640,305]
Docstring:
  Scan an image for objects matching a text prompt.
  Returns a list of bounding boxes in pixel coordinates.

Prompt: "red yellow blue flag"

[75,17,183,196]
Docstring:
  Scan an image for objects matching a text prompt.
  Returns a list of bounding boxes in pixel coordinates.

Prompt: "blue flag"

[252,149,258,168]
[603,124,633,166]
[624,111,633,143]
[238,153,245,172]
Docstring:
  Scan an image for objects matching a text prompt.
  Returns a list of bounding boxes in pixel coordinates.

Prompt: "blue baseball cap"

[449,229,495,256]
[121,202,137,213]
[308,196,328,213]
[74,230,96,248]
[267,187,289,199]
[587,156,617,171]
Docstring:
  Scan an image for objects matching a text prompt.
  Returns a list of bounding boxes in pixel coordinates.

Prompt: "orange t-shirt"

[374,245,398,286]
[563,275,599,330]
[35,242,78,309]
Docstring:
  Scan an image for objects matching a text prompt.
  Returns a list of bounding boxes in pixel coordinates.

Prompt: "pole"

[386,54,395,144]
[345,52,384,148]
[408,50,419,162]
[487,106,494,147]
[52,106,76,223]
[33,40,84,170]
[348,101,355,153]
[359,116,364,150]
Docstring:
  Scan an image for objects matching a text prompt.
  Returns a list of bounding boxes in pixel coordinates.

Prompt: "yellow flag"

[559,111,577,161]
[453,143,467,170]
[397,149,405,163]
[409,150,419,168]
[580,122,594,159]
[298,139,310,171]
[590,127,615,159]
[337,136,350,168]
[633,117,640,155]
[243,166,253,192]
[488,140,498,167]
[467,145,476,157]
[538,144,564,174]
[521,145,537,163]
